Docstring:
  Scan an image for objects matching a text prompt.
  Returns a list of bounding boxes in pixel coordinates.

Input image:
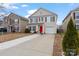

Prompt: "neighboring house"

[62,7,79,32]
[0,20,4,28]
[0,20,7,32]
[28,8,57,34]
[3,13,28,32]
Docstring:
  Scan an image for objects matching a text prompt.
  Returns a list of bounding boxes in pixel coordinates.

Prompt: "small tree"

[62,18,79,56]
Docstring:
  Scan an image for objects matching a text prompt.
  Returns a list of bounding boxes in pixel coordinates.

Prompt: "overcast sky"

[0,3,79,25]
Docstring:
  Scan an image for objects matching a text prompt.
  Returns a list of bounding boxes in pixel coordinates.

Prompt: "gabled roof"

[63,7,79,22]
[63,11,72,22]
[5,12,28,21]
[29,8,57,18]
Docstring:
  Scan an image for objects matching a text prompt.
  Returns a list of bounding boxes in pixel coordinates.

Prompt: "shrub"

[25,28,30,33]
[62,18,79,56]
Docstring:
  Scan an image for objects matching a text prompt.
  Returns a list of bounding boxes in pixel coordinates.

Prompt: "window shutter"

[45,17,47,22]
[73,12,75,19]
[38,17,40,22]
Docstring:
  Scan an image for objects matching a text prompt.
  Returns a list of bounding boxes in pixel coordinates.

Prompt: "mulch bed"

[0,33,31,43]
[53,34,63,56]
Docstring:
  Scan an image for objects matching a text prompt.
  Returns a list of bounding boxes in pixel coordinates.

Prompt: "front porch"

[28,23,45,33]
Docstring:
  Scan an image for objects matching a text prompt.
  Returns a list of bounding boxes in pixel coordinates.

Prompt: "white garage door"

[46,27,54,33]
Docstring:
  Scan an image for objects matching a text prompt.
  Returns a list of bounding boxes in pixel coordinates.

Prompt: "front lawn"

[0,33,31,43]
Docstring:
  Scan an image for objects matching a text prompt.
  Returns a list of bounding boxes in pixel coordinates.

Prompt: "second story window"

[75,12,79,19]
[38,17,40,22]
[33,18,37,23]
[40,17,43,22]
[51,16,55,22]
[15,19,18,23]
[47,16,51,22]
[41,17,43,22]
[30,19,32,23]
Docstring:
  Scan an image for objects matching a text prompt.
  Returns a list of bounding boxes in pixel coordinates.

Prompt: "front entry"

[40,25,43,33]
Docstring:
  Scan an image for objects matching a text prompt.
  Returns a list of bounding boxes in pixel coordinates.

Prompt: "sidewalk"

[0,34,55,56]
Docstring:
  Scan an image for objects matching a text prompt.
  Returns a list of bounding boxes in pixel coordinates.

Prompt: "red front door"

[40,25,43,33]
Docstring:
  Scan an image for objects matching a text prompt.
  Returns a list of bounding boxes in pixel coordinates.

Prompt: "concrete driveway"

[0,34,55,56]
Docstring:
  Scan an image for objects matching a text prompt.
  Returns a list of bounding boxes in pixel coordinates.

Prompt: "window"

[15,19,18,23]
[31,17,37,23]
[75,20,79,23]
[34,17,37,23]
[47,16,51,22]
[76,25,79,29]
[30,19,32,23]
[41,17,43,22]
[51,16,55,22]
[39,17,43,22]
[32,18,34,23]
[28,26,31,31]
[75,12,79,19]
[37,17,44,22]
[33,26,36,31]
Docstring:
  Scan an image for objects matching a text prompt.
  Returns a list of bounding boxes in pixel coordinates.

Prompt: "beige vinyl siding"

[19,20,28,32]
[62,12,75,32]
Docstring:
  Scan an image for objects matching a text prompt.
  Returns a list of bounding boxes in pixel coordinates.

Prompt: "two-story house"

[3,13,28,32]
[62,7,79,32]
[28,8,57,34]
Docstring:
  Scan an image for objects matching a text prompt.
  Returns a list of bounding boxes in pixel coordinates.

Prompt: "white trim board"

[0,34,39,50]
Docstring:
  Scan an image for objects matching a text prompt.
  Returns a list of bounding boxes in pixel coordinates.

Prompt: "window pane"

[41,17,43,22]
[47,16,50,22]
[75,20,79,23]
[51,16,55,22]
[40,17,43,22]
[31,18,36,23]
[33,26,36,31]
[15,19,18,23]
[76,25,79,29]
[75,13,79,19]
[30,19,32,23]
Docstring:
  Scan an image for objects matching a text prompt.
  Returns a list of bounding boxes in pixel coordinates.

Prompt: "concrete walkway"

[0,34,55,56]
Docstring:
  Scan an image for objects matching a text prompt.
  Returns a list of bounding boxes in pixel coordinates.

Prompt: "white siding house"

[28,8,57,34]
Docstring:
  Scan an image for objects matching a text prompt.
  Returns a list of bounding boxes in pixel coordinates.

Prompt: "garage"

[45,26,55,34]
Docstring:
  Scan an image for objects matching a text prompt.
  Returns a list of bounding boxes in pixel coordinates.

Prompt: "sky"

[0,3,79,25]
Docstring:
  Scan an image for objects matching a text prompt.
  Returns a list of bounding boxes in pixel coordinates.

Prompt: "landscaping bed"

[0,33,31,43]
[53,34,63,56]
